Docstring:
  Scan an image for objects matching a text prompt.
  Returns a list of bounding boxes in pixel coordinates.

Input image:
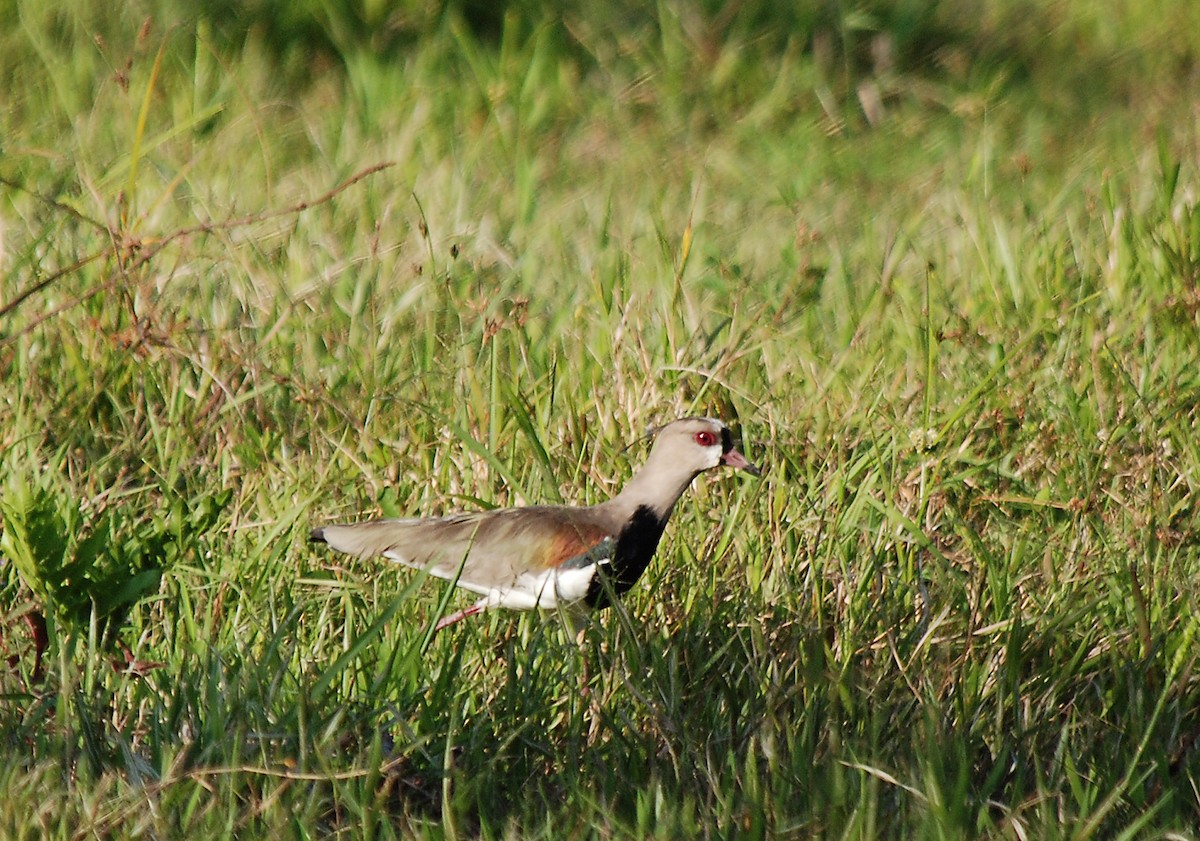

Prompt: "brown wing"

[313,506,614,593]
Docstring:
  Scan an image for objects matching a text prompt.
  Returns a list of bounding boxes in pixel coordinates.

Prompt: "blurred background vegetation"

[3,0,1200,836]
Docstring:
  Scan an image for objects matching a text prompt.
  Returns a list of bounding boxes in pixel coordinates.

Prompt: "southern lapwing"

[310,417,759,630]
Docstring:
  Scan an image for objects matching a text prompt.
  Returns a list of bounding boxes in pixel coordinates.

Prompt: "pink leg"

[435,603,484,631]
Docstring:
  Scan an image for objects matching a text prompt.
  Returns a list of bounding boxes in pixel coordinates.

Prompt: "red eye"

[694,431,717,447]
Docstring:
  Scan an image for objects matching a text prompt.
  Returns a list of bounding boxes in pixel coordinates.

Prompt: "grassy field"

[3,0,1200,836]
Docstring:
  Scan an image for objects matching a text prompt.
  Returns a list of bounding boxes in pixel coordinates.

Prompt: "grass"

[3,0,1200,836]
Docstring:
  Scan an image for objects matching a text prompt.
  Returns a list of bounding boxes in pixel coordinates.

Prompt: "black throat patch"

[584,504,667,609]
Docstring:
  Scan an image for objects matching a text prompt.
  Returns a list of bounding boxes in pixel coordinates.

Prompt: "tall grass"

[3,0,1200,837]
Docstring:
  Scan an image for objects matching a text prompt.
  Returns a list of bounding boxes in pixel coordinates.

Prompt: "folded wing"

[311,507,614,598]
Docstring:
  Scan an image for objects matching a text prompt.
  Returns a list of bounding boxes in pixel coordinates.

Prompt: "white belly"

[485,564,597,611]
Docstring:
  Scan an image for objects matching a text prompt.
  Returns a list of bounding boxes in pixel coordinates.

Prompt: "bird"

[310,417,760,630]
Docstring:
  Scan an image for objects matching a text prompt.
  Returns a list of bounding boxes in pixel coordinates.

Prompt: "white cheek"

[706,445,724,469]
